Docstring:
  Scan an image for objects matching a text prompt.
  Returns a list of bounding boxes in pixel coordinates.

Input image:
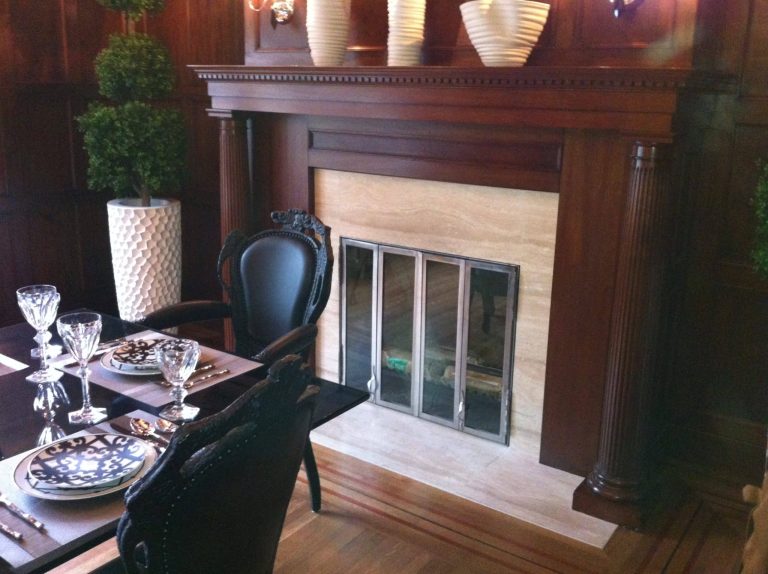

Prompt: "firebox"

[341,238,520,444]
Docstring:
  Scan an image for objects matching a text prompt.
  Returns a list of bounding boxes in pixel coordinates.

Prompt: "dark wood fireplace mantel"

[193,65,716,136]
[192,64,735,527]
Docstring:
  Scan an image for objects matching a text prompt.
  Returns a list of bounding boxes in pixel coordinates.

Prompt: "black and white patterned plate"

[15,440,157,501]
[108,338,167,373]
[98,339,168,376]
[27,434,147,492]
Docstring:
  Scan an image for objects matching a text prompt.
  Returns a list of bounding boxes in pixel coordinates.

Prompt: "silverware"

[129,418,170,447]
[0,521,22,541]
[152,362,215,388]
[109,420,168,449]
[188,368,230,387]
[0,494,44,531]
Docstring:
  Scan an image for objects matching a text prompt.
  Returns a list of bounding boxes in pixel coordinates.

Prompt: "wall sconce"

[248,0,294,24]
[611,0,644,18]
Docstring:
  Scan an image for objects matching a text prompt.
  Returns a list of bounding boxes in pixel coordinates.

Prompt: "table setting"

[0,283,369,573]
[0,409,169,573]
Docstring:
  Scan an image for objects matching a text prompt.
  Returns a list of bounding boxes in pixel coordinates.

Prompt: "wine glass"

[16,285,62,383]
[158,339,201,423]
[56,312,107,425]
[33,381,69,446]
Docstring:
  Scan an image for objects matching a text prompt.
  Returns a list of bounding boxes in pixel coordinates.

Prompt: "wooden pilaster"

[573,142,673,527]
[213,110,251,351]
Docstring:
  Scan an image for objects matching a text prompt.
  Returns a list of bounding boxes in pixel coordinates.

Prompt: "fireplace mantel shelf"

[191,65,734,137]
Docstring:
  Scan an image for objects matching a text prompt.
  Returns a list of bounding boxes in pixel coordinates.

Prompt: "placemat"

[0,353,29,377]
[49,331,262,408]
[0,412,158,572]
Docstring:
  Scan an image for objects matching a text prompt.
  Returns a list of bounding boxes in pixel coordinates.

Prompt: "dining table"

[0,312,369,573]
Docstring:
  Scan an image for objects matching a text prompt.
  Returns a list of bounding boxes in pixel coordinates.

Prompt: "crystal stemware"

[57,312,108,425]
[158,339,201,423]
[16,285,62,383]
[33,381,70,446]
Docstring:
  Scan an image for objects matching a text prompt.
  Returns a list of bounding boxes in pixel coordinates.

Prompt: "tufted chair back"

[116,355,317,574]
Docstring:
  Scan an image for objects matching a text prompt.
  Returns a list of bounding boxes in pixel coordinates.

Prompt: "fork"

[0,493,44,531]
[155,368,230,390]
[152,362,215,387]
[0,521,22,541]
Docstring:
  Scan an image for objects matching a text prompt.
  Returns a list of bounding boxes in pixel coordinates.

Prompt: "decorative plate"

[27,434,147,492]
[15,441,157,501]
[109,338,167,373]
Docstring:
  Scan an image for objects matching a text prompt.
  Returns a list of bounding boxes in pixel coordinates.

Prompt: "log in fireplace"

[192,65,732,527]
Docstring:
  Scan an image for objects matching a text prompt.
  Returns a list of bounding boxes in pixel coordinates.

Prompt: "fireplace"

[193,65,701,526]
[314,169,556,449]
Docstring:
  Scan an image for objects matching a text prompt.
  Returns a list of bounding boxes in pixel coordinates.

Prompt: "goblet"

[33,381,69,446]
[158,339,201,423]
[57,312,107,425]
[16,285,62,383]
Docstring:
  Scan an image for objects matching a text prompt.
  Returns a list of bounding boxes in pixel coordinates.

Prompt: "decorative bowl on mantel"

[461,0,550,67]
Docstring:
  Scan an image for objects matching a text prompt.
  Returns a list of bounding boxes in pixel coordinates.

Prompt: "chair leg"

[303,439,321,512]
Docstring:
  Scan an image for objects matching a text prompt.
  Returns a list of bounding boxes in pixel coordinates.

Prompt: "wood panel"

[307,117,562,192]
[0,0,244,326]
[663,0,768,491]
[540,131,627,475]
[244,0,701,68]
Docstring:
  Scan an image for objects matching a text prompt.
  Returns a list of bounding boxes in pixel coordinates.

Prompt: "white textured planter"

[107,198,181,322]
[306,0,351,66]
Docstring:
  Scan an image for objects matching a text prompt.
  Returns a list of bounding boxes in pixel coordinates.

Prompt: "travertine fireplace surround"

[192,65,717,526]
[314,169,558,451]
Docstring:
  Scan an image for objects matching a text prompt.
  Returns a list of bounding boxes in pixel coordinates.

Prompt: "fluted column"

[217,111,251,240]
[573,142,673,527]
[213,110,251,350]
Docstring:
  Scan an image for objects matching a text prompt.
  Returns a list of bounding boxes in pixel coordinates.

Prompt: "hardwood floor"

[55,444,750,573]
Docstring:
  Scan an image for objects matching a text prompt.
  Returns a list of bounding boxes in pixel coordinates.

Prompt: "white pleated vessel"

[306,0,351,66]
[107,198,182,322]
[461,0,550,67]
[387,0,427,66]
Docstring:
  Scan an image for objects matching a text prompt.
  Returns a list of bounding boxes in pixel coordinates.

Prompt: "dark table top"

[0,313,368,573]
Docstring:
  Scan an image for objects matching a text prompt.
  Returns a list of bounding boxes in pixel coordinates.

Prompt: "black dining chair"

[115,355,317,574]
[141,208,333,512]
[142,208,333,365]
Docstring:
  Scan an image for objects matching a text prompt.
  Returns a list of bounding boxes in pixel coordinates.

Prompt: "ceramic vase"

[107,198,182,322]
[387,0,427,66]
[306,0,351,66]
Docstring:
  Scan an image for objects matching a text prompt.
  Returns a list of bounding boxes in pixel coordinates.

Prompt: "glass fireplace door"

[419,256,463,428]
[341,238,519,444]
[377,247,418,413]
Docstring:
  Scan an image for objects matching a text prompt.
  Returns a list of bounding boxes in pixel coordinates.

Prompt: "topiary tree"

[78,0,185,207]
[753,161,768,278]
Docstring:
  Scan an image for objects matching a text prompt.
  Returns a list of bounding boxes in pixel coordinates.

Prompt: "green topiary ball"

[96,34,174,102]
[96,0,166,20]
[78,101,186,200]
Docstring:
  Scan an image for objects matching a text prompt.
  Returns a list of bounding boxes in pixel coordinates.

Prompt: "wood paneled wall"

[0,0,243,327]
[665,2,768,486]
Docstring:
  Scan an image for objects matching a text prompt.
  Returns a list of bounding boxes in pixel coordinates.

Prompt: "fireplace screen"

[341,238,519,444]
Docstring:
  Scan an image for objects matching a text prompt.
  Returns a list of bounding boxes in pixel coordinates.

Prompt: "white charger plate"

[15,439,157,501]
